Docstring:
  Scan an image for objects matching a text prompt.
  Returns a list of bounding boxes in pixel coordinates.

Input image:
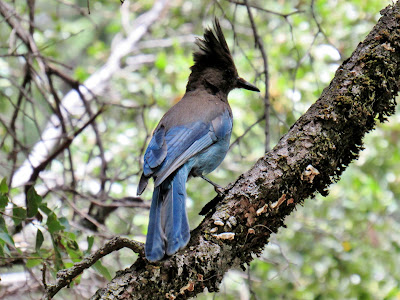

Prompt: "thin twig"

[229,116,264,151]
[41,263,47,289]
[227,0,303,18]
[243,0,270,152]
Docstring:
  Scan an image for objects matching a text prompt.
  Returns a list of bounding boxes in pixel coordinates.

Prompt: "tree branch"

[92,2,399,299]
[43,237,144,300]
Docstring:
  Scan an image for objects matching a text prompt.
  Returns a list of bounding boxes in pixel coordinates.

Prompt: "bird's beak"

[237,77,260,92]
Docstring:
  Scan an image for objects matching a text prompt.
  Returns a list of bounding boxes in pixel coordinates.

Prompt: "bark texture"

[92,3,400,299]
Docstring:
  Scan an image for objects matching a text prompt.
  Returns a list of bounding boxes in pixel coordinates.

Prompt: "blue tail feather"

[164,165,190,255]
[145,164,191,261]
[145,186,165,261]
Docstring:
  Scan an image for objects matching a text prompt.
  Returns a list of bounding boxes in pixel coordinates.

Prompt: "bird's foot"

[213,185,225,196]
[200,175,225,197]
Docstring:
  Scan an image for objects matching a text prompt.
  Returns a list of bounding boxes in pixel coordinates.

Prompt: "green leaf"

[50,234,64,271]
[384,286,400,299]
[61,232,82,262]
[36,229,44,253]
[65,244,81,262]
[26,258,42,268]
[74,65,90,81]
[2,244,11,256]
[26,187,42,218]
[39,203,52,215]
[46,213,65,233]
[86,236,94,254]
[66,239,79,251]
[58,217,70,231]
[12,207,26,226]
[0,178,8,194]
[0,232,15,247]
[155,52,167,70]
[0,215,6,230]
[93,261,112,281]
[0,194,8,209]
[105,21,121,34]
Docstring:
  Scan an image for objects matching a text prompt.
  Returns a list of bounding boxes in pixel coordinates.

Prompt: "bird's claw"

[213,185,225,197]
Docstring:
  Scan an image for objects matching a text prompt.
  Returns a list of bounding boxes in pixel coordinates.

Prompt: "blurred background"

[0,0,399,299]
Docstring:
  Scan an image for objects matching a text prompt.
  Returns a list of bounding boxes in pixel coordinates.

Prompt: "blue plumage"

[137,18,259,261]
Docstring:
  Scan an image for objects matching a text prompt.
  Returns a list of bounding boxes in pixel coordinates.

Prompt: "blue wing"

[142,109,232,187]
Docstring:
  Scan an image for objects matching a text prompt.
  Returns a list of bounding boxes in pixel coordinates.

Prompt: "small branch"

[229,116,264,151]
[243,0,270,152]
[61,194,111,234]
[228,0,303,18]
[41,263,47,290]
[9,68,32,187]
[310,0,338,50]
[59,187,150,209]
[43,236,144,299]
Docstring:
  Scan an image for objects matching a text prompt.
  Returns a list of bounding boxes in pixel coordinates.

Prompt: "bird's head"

[186,18,260,95]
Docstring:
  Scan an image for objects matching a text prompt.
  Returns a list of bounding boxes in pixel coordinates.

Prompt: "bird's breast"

[189,131,231,176]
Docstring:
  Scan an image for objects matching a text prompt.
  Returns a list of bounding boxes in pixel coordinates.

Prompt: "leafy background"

[0,0,399,299]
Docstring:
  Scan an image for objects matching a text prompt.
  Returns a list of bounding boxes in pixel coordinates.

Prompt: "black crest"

[191,18,237,73]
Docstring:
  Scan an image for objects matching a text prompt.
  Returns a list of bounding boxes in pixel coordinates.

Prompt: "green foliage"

[35,229,44,253]
[155,51,168,71]
[0,183,85,285]
[0,178,8,194]
[12,207,26,226]
[93,260,112,281]
[0,194,7,209]
[26,187,42,218]
[0,215,15,249]
[45,212,66,234]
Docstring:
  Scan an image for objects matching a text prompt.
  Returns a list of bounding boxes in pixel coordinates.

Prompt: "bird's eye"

[224,69,234,78]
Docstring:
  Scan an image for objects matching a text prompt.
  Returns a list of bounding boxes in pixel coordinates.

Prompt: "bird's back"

[157,89,232,132]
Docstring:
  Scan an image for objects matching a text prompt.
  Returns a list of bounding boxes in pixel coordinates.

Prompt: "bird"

[137,18,260,262]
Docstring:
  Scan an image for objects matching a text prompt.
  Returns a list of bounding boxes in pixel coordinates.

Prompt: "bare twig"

[229,116,264,151]
[61,194,111,234]
[41,263,47,290]
[243,0,270,152]
[227,0,303,18]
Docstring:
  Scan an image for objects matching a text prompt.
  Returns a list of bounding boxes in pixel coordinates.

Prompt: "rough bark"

[92,3,399,299]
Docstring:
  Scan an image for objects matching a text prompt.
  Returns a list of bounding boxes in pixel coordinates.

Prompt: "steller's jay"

[137,18,260,261]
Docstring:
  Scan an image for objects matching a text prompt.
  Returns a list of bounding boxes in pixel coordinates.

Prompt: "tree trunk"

[92,2,399,299]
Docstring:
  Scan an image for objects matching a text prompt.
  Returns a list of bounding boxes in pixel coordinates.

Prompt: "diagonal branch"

[91,2,399,299]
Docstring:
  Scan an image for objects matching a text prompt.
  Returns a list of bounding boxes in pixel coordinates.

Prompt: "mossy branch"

[92,3,399,299]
